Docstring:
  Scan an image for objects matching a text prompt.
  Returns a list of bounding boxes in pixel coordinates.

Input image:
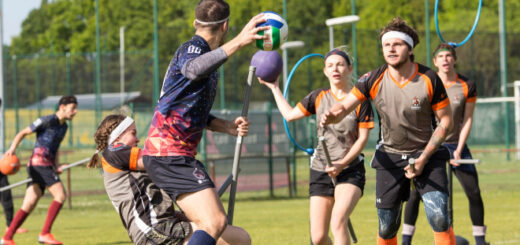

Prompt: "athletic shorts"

[27,165,61,193]
[309,157,365,197]
[143,156,215,201]
[443,143,477,172]
[371,148,450,208]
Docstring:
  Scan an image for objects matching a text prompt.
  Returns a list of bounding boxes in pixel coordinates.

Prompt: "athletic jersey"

[143,35,219,157]
[28,114,68,167]
[101,144,185,244]
[351,63,450,154]
[297,88,374,171]
[442,74,477,144]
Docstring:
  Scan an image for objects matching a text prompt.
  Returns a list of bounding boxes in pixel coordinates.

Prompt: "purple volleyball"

[251,50,283,83]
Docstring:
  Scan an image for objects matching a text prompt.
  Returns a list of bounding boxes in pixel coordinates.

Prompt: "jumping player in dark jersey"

[1,95,78,245]
[89,114,250,245]
[321,18,456,245]
[142,1,268,244]
[401,44,488,245]
[258,49,374,245]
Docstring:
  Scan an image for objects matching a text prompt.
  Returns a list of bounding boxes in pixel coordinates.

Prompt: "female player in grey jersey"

[402,43,488,245]
[258,49,374,245]
[89,114,250,245]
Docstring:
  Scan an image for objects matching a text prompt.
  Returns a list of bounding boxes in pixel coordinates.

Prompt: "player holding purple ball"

[258,48,374,245]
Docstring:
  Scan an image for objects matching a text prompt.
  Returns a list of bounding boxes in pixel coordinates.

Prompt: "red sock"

[41,201,63,234]
[4,209,28,240]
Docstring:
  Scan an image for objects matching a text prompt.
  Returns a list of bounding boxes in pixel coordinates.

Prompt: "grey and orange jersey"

[101,144,181,244]
[442,73,477,143]
[297,88,374,171]
[352,63,450,154]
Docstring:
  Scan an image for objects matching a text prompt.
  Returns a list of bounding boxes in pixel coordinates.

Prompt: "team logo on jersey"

[411,96,421,111]
[192,168,207,184]
[187,45,201,54]
[452,94,461,105]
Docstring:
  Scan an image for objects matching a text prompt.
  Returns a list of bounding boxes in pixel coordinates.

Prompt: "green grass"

[1,151,519,244]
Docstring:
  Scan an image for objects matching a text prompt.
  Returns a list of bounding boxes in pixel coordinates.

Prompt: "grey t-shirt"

[297,88,374,171]
[352,63,450,154]
[442,73,477,144]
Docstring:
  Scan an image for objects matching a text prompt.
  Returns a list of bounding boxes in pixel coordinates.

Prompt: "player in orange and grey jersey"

[259,49,373,245]
[402,43,488,245]
[321,17,456,245]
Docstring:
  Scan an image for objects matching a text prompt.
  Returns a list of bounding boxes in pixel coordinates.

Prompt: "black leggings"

[0,173,14,226]
[404,167,484,226]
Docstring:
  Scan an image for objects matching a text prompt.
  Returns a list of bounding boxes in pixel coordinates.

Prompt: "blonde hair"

[88,114,126,168]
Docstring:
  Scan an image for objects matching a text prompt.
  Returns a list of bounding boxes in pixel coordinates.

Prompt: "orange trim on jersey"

[315,90,327,111]
[296,103,312,116]
[420,73,434,103]
[389,63,419,89]
[101,157,121,174]
[443,74,458,89]
[330,90,346,101]
[358,121,375,129]
[369,70,386,99]
[355,104,361,117]
[129,147,140,171]
[352,87,367,101]
[432,97,450,111]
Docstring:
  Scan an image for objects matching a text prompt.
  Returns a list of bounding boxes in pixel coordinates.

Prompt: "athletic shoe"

[4,228,28,234]
[37,233,62,245]
[0,238,15,245]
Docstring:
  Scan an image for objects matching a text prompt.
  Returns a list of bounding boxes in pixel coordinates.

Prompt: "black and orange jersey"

[101,144,179,244]
[442,73,477,143]
[352,63,450,154]
[297,87,374,171]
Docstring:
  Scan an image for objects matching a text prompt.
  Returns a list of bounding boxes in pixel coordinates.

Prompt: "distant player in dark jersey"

[142,1,268,244]
[321,17,456,245]
[1,95,78,245]
[89,114,250,245]
[402,44,488,245]
[0,99,27,235]
[258,49,374,245]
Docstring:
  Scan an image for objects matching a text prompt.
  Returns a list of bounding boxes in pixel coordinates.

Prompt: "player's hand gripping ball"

[256,11,288,50]
[0,154,21,175]
[251,50,283,83]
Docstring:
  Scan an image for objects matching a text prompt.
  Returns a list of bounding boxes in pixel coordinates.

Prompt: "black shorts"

[309,158,366,197]
[143,156,215,201]
[372,148,449,208]
[27,165,61,193]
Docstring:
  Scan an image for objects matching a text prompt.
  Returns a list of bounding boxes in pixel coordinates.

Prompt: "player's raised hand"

[235,13,269,46]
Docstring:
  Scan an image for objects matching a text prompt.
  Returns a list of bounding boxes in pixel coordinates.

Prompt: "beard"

[387,55,410,70]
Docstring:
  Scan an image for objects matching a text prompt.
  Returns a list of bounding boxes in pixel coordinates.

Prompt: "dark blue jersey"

[144,35,219,157]
[29,114,68,166]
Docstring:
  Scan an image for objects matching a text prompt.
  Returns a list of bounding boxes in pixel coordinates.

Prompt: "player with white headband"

[320,17,455,245]
[87,114,250,245]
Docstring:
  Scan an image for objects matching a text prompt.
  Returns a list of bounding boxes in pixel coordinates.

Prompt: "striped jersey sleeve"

[356,100,375,129]
[102,145,141,171]
[296,88,327,116]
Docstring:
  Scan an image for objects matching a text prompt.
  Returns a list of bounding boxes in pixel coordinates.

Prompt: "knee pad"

[378,206,402,239]
[422,191,450,232]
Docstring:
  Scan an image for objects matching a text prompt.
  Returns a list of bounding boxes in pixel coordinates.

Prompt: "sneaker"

[4,228,28,234]
[0,238,15,245]
[37,233,62,245]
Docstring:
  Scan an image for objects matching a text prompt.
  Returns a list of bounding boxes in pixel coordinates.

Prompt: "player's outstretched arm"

[257,76,306,122]
[5,126,33,155]
[320,93,360,127]
[221,14,269,57]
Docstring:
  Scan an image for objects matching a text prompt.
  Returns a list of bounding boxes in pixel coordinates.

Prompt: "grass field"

[1,150,519,244]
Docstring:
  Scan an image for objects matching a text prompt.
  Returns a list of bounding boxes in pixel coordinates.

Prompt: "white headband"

[195,17,229,25]
[108,117,134,145]
[381,31,414,48]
